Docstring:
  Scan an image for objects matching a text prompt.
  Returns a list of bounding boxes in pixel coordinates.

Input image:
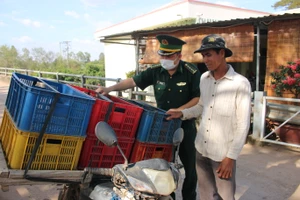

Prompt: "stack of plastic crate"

[70,85,143,169]
[126,100,182,163]
[0,73,95,170]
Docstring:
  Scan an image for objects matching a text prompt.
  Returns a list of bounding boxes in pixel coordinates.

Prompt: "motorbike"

[58,121,184,200]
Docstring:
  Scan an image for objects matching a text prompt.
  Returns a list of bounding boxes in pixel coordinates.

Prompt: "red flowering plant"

[270,59,300,98]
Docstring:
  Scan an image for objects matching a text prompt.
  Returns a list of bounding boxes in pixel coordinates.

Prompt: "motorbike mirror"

[173,128,184,146]
[95,122,118,147]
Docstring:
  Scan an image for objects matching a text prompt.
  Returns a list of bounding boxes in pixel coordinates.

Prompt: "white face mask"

[160,59,177,70]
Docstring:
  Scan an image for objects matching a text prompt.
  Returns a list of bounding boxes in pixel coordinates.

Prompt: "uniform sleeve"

[132,68,155,90]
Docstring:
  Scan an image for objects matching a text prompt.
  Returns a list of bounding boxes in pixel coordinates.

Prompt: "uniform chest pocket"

[155,84,166,93]
[176,84,188,94]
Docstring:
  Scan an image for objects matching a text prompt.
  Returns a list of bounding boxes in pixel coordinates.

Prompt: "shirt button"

[206,130,209,132]
[179,90,182,92]
[210,106,212,108]
[158,88,160,90]
[214,82,216,84]
[170,76,172,79]
[204,141,207,143]
[212,94,214,97]
[168,88,171,91]
[167,101,170,103]
[208,118,210,120]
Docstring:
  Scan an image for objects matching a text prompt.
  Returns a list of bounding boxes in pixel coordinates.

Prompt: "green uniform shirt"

[133,60,200,111]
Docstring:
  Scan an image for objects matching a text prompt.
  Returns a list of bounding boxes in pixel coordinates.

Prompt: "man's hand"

[216,157,235,179]
[165,109,183,120]
[95,86,110,95]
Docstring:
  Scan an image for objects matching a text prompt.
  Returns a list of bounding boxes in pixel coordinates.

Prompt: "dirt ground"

[0,77,299,200]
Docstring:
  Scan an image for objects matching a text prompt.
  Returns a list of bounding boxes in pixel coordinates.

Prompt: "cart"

[0,73,98,199]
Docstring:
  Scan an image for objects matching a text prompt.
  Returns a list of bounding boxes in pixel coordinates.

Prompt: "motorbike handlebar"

[84,167,114,177]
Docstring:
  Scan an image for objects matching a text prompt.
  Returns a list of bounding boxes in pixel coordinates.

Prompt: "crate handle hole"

[114,107,126,113]
[155,147,163,151]
[46,139,62,144]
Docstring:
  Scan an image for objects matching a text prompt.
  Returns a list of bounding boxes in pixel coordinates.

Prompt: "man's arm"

[217,79,251,179]
[227,79,252,160]
[95,78,136,95]
[177,97,199,110]
[166,97,202,120]
[167,65,201,119]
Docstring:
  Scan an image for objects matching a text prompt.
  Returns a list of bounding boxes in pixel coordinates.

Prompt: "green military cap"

[156,34,186,56]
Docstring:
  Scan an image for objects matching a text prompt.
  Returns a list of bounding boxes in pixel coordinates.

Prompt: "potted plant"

[269,59,300,144]
[270,59,300,98]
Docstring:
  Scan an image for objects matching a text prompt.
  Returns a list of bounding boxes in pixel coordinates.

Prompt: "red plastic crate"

[70,85,143,138]
[130,141,173,163]
[78,136,135,169]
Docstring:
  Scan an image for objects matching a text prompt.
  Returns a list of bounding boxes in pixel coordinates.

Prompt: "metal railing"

[261,96,300,148]
[1,67,300,147]
[0,67,155,102]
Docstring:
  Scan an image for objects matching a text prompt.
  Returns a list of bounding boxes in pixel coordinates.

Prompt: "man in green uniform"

[96,34,200,200]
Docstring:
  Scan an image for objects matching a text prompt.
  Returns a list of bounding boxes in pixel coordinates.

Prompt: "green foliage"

[76,51,91,63]
[270,59,300,98]
[84,62,105,86]
[0,45,19,68]
[272,0,300,10]
[0,45,105,81]
[99,53,105,63]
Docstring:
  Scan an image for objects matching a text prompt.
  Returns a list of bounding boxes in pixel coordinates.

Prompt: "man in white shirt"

[166,34,252,200]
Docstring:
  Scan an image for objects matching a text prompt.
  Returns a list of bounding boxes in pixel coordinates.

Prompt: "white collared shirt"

[182,65,251,161]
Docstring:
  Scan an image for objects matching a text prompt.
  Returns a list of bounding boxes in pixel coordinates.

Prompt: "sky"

[0,0,280,60]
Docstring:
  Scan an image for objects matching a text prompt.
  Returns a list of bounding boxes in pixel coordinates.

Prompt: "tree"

[76,51,86,63]
[21,48,31,61]
[84,52,91,63]
[0,45,10,67]
[84,62,105,86]
[0,45,105,77]
[272,0,300,10]
[20,48,34,69]
[31,47,47,64]
[10,46,18,67]
[0,45,19,68]
[98,52,105,62]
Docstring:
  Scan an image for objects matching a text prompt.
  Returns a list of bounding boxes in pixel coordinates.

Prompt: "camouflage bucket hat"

[194,34,233,57]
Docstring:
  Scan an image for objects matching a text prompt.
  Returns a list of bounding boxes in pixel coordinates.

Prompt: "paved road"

[0,77,299,200]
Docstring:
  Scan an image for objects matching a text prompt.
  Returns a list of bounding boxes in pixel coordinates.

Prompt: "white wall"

[104,42,136,87]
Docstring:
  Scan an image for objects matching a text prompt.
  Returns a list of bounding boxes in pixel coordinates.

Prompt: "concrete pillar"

[252,91,266,139]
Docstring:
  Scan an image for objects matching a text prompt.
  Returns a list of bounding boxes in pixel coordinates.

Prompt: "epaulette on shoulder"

[150,64,162,69]
[184,63,198,74]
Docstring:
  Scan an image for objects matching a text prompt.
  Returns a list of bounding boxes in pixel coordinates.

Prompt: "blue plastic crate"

[5,73,58,124]
[5,73,95,136]
[126,100,182,144]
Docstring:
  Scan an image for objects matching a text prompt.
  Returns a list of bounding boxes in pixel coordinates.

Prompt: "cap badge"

[208,37,216,43]
[162,39,168,45]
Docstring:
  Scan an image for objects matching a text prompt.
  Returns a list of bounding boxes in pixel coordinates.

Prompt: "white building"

[94,0,271,93]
